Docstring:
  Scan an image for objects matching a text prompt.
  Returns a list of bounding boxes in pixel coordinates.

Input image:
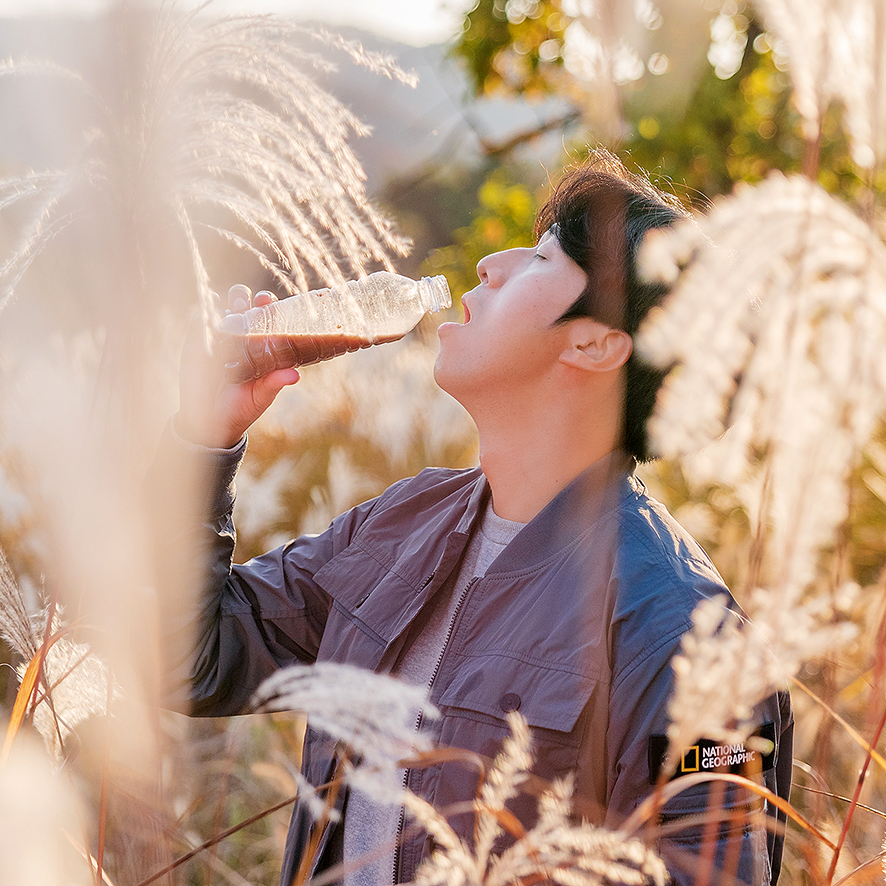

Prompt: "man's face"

[434,230,589,408]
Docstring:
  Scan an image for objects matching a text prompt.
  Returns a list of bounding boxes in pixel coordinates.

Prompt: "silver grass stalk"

[0,544,39,662]
[405,713,668,886]
[665,592,855,771]
[155,9,412,323]
[560,0,658,139]
[249,662,438,805]
[1,3,411,335]
[0,541,115,763]
[0,0,415,767]
[637,172,883,761]
[21,628,118,764]
[638,173,886,594]
[0,7,418,879]
[752,0,886,168]
[473,711,533,869]
[750,0,834,144]
[0,3,417,621]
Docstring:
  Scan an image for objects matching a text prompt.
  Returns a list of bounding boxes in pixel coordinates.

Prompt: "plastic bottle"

[218,271,451,383]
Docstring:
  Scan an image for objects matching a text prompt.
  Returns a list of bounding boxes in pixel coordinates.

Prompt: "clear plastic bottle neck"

[417,275,451,313]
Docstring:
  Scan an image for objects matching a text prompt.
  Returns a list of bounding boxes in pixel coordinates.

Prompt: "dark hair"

[534,150,687,463]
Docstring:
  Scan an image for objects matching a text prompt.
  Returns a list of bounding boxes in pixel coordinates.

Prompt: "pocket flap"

[313,543,424,643]
[438,654,599,735]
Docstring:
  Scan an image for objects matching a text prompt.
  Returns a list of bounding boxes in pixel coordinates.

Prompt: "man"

[156,152,792,886]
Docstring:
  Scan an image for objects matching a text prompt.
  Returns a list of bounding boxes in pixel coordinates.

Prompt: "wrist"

[173,412,244,451]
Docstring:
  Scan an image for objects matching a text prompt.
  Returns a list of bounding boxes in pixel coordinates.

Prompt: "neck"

[475,392,623,523]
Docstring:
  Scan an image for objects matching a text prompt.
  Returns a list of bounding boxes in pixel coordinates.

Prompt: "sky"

[0,0,472,45]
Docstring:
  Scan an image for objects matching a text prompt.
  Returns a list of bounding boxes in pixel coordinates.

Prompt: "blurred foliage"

[378,164,494,282]
[163,712,304,886]
[454,0,569,98]
[422,168,541,303]
[450,2,869,203]
[623,29,869,206]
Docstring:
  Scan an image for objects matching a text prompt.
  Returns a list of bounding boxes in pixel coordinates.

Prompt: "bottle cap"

[419,275,452,313]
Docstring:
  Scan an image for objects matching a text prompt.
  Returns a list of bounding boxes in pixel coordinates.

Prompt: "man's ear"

[559,319,633,373]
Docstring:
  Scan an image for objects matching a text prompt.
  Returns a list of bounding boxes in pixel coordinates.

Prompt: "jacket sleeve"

[145,419,382,717]
[602,579,792,886]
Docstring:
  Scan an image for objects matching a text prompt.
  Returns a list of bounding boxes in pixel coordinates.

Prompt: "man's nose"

[476,248,520,287]
[476,253,493,285]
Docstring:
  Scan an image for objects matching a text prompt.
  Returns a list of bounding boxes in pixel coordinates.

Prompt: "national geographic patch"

[648,722,777,784]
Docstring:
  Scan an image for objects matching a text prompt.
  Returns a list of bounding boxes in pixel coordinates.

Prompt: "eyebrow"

[537,226,558,246]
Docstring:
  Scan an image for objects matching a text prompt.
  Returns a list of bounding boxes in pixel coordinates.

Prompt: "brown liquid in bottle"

[222,331,401,382]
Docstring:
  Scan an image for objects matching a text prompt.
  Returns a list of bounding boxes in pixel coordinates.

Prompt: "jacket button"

[499,693,521,712]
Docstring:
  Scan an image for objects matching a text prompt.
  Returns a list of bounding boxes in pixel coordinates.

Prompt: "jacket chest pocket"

[416,657,604,854]
[435,654,602,778]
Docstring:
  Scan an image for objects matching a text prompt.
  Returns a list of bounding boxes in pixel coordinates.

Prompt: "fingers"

[226,285,279,313]
[178,285,293,449]
[255,367,301,399]
[245,368,301,426]
[227,283,252,313]
[254,289,278,308]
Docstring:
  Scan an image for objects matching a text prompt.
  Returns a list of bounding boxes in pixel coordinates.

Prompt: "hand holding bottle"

[177,285,301,450]
[177,272,450,449]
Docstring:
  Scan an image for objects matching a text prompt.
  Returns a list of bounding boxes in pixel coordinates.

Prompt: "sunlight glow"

[0,0,470,46]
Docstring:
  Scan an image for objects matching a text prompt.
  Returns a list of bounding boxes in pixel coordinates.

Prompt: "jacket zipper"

[392,576,479,884]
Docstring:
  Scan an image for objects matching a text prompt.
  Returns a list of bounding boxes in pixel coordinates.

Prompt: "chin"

[433,353,468,405]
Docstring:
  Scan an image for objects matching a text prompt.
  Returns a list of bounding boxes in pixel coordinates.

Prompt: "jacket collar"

[455,466,492,536]
[482,449,635,574]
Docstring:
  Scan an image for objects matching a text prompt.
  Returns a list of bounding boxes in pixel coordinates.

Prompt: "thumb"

[251,367,301,411]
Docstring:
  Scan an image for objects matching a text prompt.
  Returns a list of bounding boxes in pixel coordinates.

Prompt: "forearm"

[145,417,246,712]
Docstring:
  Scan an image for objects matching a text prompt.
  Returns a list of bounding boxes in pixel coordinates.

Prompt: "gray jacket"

[159,437,792,886]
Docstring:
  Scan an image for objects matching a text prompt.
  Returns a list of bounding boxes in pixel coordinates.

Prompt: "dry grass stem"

[405,713,669,886]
